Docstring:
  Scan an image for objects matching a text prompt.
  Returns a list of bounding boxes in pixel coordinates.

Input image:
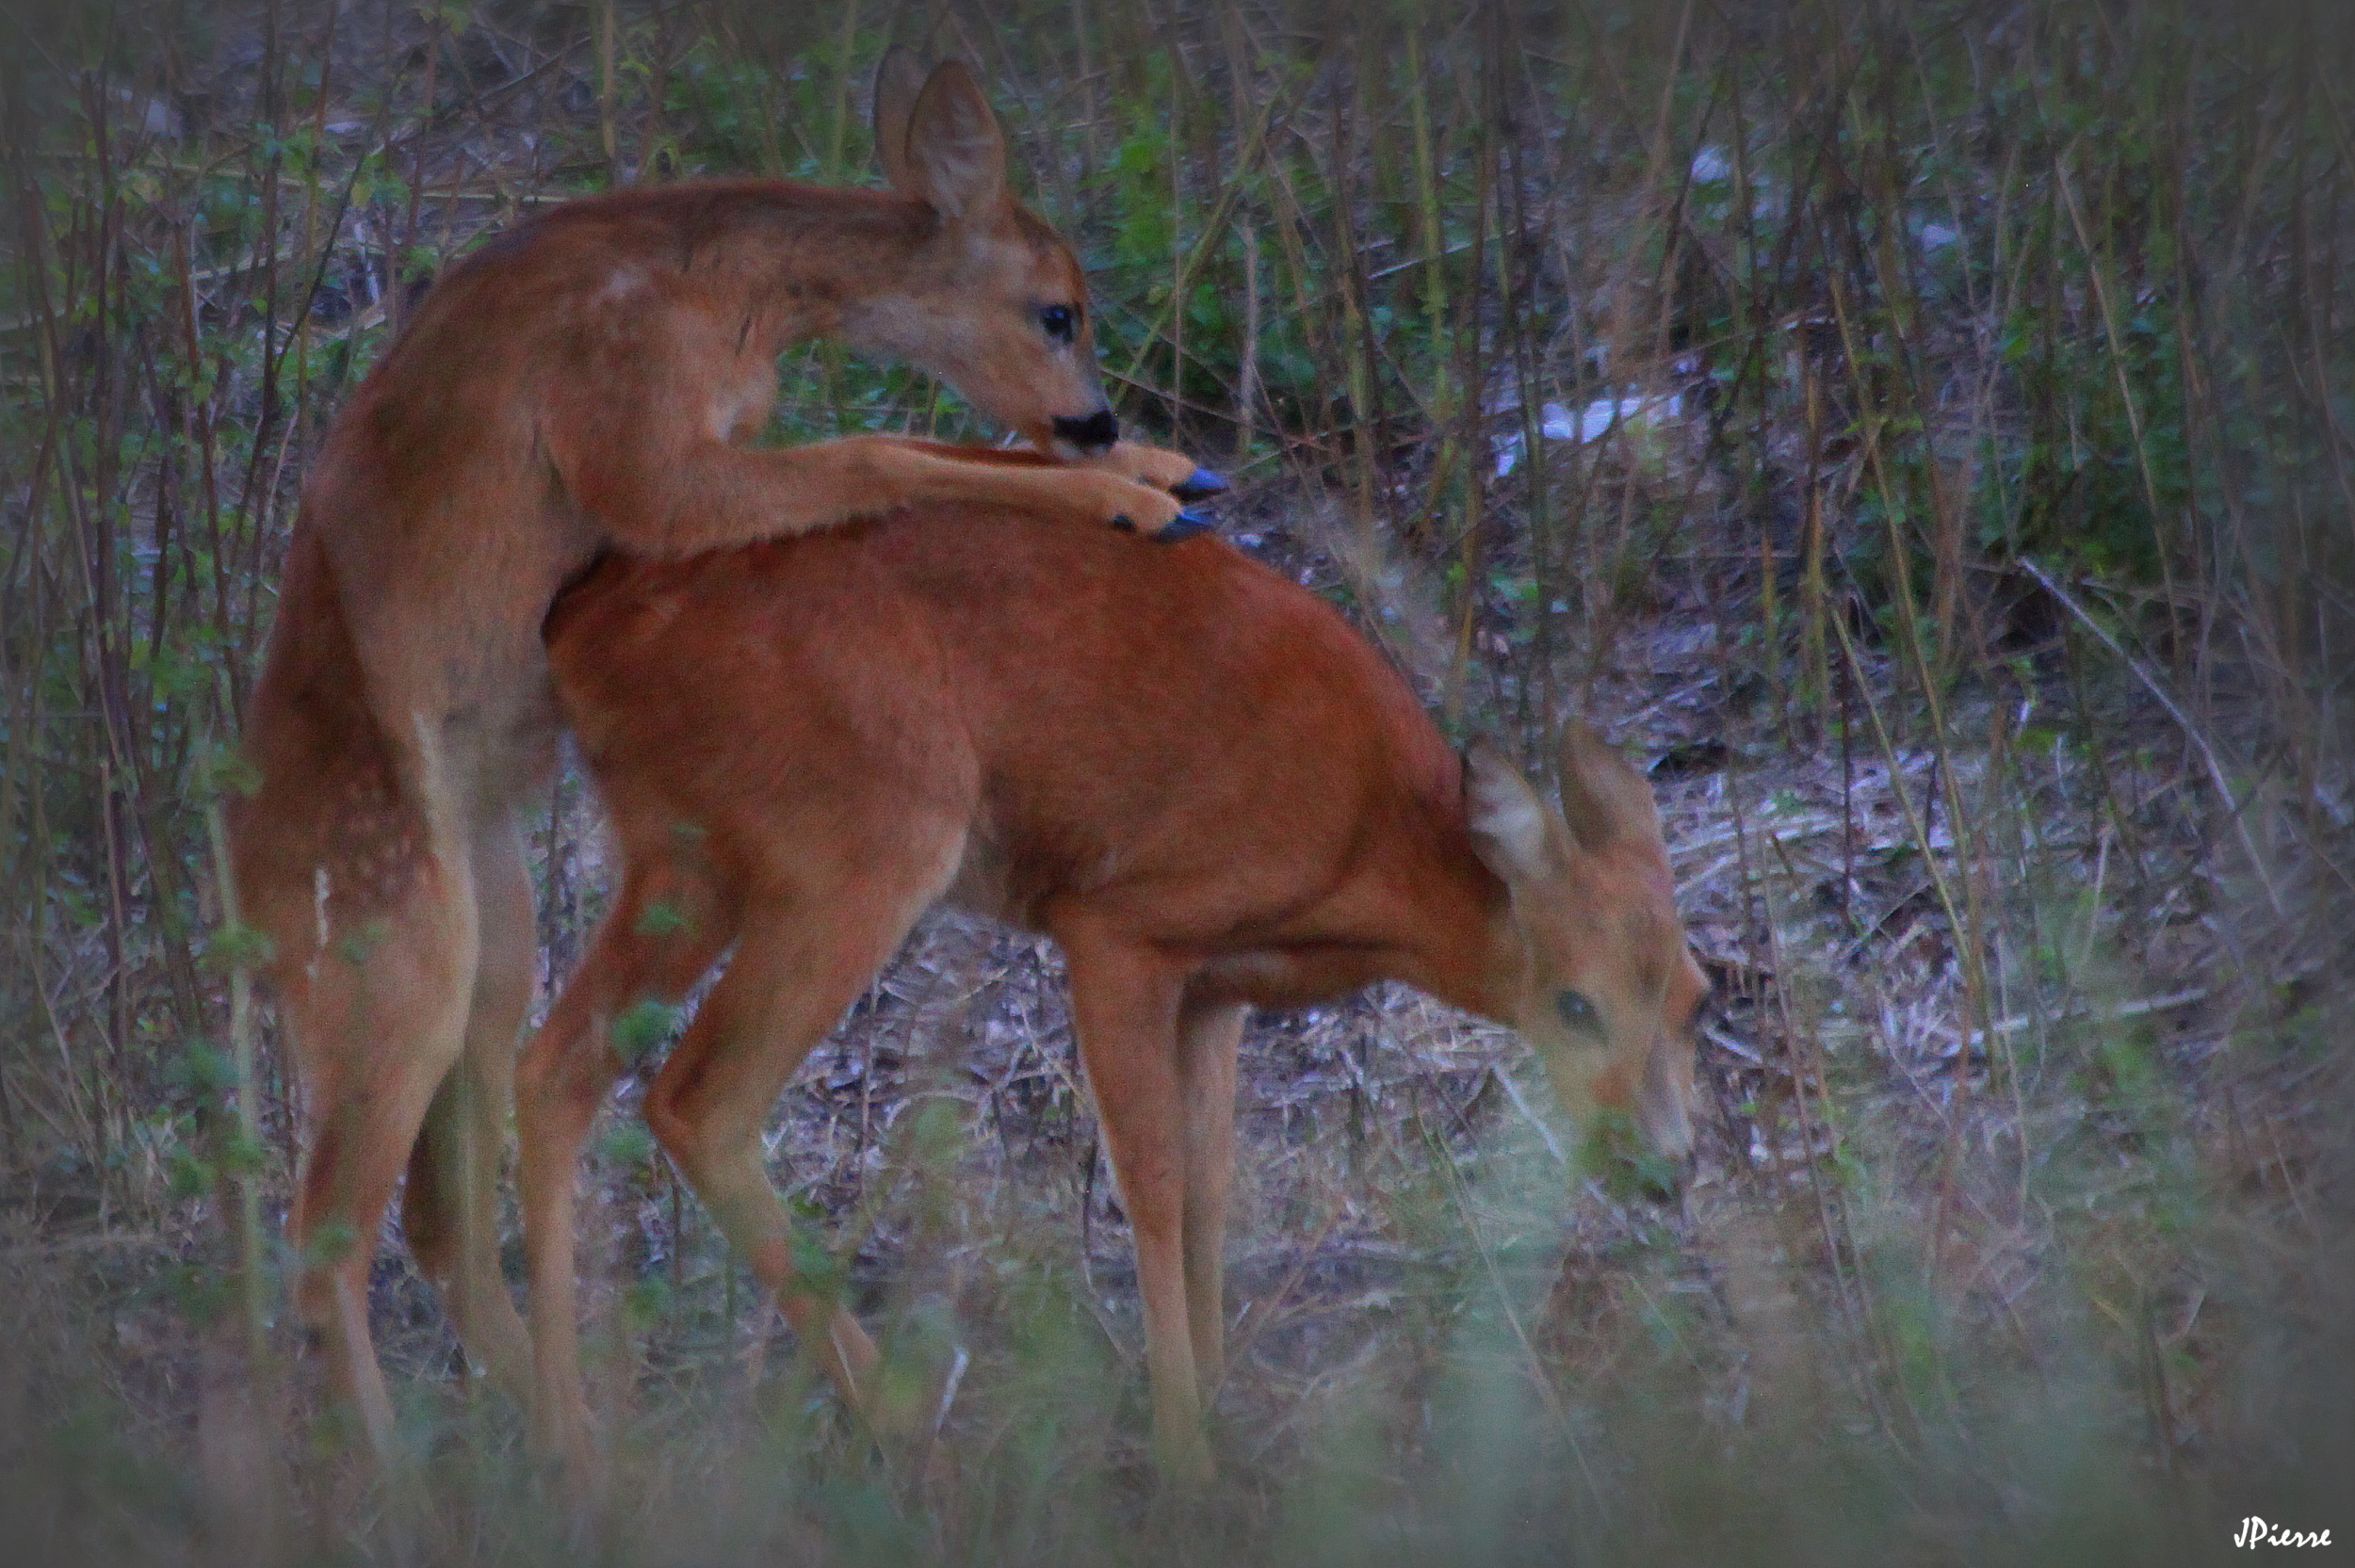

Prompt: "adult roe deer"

[521,505,1706,1483]
[225,50,1218,1455]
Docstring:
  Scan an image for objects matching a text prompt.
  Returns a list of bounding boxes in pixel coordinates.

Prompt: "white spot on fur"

[595,266,648,305]
[309,865,331,981]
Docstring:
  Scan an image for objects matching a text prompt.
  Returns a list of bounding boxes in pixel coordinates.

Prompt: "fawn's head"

[865,51,1118,461]
[1464,726,1706,1171]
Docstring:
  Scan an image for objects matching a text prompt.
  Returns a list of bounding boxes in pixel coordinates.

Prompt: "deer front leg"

[1175,996,1245,1394]
[1061,935,1215,1484]
[576,431,1207,557]
[1081,440,1228,508]
[866,435,1228,512]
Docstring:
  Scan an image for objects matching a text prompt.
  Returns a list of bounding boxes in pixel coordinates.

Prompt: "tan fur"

[521,506,1708,1484]
[225,54,1200,1454]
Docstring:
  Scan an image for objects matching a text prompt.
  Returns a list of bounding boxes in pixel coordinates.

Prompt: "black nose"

[1051,409,1119,452]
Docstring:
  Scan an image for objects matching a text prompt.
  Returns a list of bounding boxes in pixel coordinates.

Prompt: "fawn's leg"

[577,430,1198,552]
[277,823,480,1458]
[398,815,540,1404]
[865,435,1227,505]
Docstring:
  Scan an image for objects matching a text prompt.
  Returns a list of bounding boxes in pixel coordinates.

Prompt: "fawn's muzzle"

[1051,409,1120,453]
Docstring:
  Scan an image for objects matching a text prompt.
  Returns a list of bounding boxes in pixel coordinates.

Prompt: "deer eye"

[1555,989,1601,1036]
[1038,303,1078,344]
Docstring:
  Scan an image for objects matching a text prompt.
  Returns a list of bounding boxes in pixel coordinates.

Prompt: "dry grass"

[3,1,2351,1563]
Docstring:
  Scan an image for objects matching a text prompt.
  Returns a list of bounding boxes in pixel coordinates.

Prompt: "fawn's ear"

[1464,737,1561,885]
[1555,722,1661,856]
[871,46,930,197]
[898,59,1008,219]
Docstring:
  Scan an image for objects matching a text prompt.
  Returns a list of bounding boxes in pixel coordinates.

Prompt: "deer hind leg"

[638,828,963,1437]
[515,863,730,1475]
[279,844,480,1458]
[1176,996,1246,1398]
[397,816,540,1407]
[1059,938,1211,1482]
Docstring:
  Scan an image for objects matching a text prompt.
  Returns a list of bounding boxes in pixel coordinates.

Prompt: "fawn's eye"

[1555,989,1602,1036]
[1038,303,1078,344]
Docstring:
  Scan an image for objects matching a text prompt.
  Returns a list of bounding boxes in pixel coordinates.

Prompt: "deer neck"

[1380,835,1528,1026]
[683,184,953,358]
[1301,761,1528,1026]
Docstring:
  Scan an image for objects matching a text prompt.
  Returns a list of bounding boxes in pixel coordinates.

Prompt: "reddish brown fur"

[522,506,1707,1481]
[224,55,1202,1452]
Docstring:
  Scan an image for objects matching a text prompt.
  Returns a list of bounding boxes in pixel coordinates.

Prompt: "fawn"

[521,503,1705,1483]
[225,50,1217,1455]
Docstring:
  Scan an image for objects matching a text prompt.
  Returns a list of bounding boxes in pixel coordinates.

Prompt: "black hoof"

[1169,466,1228,503]
[1151,509,1217,542]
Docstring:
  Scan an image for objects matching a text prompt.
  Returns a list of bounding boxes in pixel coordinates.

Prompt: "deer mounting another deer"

[522,504,1705,1484]
[224,49,1217,1457]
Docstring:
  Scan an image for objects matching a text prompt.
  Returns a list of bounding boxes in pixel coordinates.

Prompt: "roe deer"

[521,505,1705,1483]
[224,49,1219,1456]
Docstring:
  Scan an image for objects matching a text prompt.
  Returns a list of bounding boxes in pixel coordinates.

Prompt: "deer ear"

[1555,722,1661,855]
[899,59,1008,218]
[871,46,930,197]
[1464,737,1559,884]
